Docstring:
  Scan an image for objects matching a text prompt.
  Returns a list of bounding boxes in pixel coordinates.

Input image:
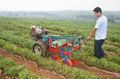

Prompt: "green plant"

[0,56,47,79]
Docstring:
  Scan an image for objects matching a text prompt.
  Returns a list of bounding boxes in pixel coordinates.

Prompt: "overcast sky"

[0,0,120,11]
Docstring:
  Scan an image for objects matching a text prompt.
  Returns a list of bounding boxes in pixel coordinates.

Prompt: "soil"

[0,70,5,79]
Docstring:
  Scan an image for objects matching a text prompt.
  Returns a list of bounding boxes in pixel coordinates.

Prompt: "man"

[86,7,108,58]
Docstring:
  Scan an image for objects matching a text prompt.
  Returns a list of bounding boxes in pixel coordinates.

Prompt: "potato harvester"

[30,26,86,66]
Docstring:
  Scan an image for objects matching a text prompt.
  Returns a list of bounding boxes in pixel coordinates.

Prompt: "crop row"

[0,32,120,74]
[0,32,120,65]
[1,31,120,55]
[0,17,120,43]
[0,55,47,79]
[0,32,33,49]
[72,47,120,73]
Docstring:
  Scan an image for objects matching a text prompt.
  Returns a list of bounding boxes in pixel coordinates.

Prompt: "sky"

[0,0,120,11]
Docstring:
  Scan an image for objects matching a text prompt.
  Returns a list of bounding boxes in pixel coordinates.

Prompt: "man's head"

[93,7,102,17]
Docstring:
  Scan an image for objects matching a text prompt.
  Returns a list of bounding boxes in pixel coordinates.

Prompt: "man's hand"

[86,28,97,40]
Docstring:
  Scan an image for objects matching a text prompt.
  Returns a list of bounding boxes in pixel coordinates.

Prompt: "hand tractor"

[30,26,86,66]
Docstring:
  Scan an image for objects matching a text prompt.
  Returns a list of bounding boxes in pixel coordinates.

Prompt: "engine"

[30,26,48,40]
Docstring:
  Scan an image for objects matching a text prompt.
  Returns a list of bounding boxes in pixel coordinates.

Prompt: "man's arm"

[86,28,97,40]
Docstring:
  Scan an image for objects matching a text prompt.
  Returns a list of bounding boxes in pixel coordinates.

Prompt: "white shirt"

[95,15,108,40]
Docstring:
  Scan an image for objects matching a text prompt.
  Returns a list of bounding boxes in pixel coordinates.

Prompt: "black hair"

[93,7,102,13]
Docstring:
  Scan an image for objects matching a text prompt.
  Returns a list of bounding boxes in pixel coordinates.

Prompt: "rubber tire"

[33,40,47,56]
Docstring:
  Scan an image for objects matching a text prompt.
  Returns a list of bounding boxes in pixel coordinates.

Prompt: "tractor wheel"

[33,41,47,56]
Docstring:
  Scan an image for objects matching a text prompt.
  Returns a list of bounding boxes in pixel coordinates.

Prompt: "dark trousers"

[94,39,106,58]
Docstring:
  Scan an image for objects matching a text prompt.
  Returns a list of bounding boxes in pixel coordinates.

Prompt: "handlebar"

[77,36,87,45]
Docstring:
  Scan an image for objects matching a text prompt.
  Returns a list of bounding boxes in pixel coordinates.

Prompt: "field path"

[0,48,66,79]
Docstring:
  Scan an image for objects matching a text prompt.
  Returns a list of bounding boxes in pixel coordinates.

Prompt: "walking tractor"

[30,26,86,66]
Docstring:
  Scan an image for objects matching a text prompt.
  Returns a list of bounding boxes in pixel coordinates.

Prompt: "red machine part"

[48,37,80,66]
